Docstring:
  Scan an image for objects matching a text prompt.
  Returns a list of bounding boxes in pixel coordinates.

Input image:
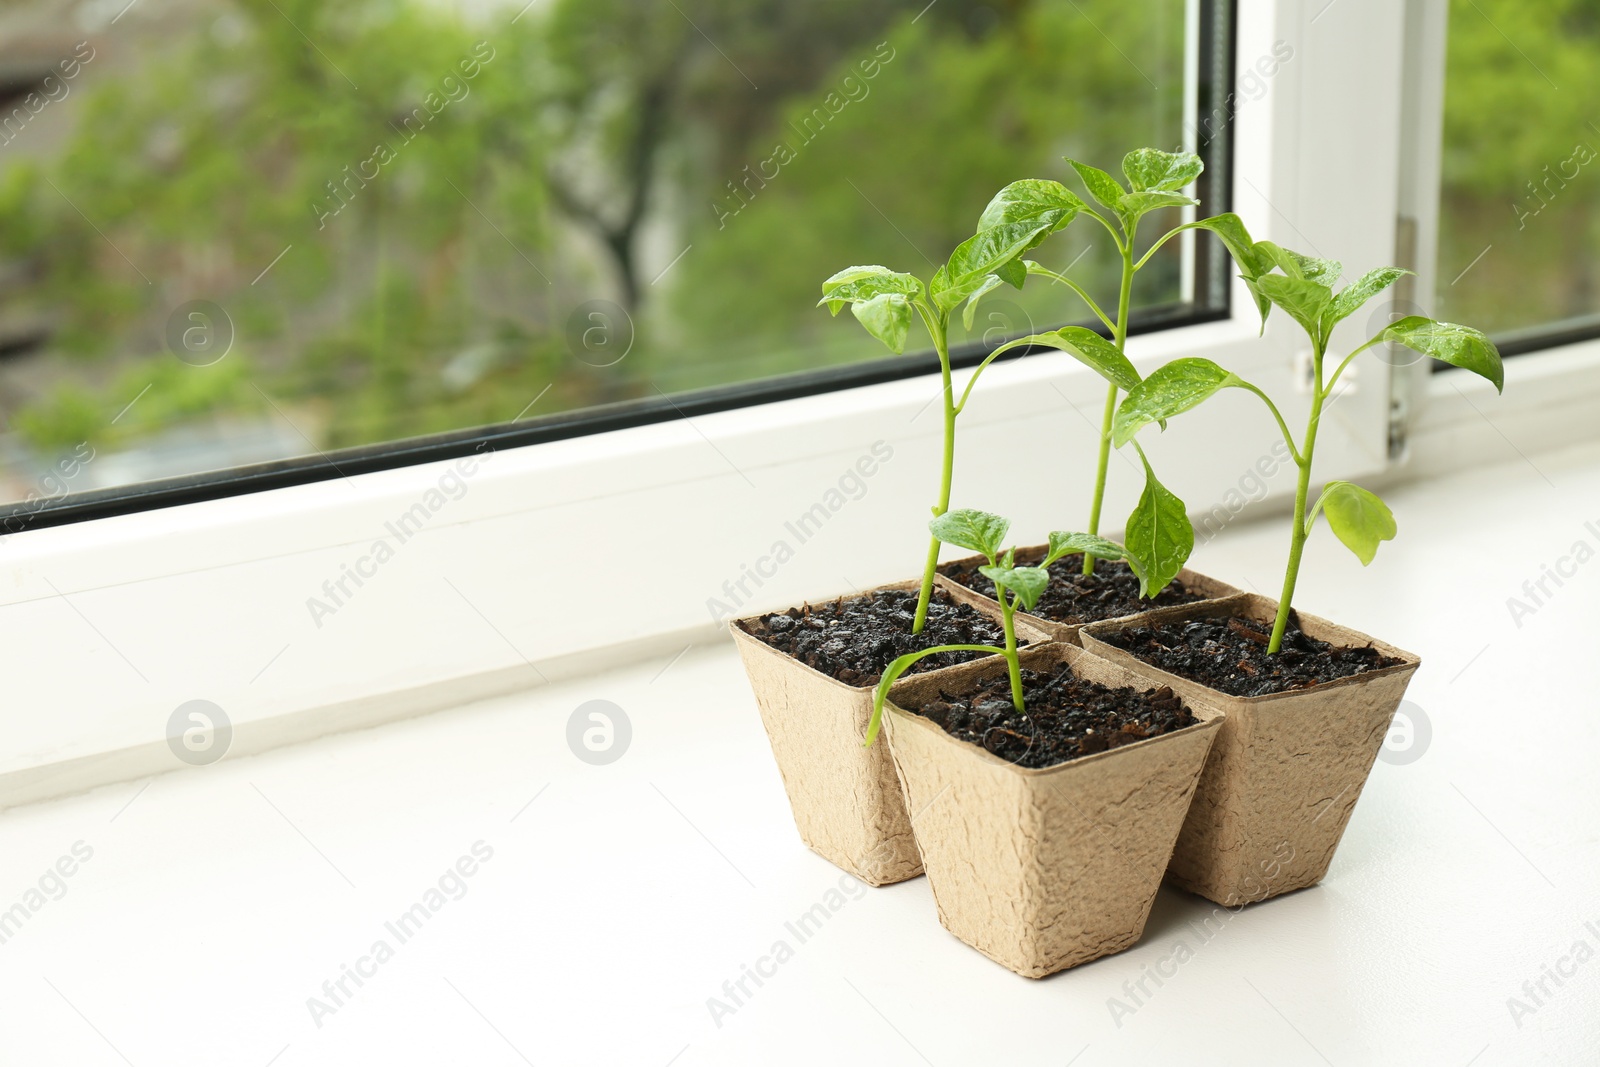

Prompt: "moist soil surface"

[909,662,1198,769]
[941,550,1203,626]
[1097,613,1405,697]
[740,586,1019,687]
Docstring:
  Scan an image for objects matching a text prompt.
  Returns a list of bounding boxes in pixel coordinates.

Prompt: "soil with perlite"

[941,551,1202,625]
[907,662,1199,769]
[741,586,1022,687]
[1097,613,1404,697]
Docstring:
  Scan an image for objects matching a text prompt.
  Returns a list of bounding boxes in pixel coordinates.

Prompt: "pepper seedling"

[861,509,1124,747]
[1113,240,1504,652]
[971,148,1243,586]
[820,194,1137,632]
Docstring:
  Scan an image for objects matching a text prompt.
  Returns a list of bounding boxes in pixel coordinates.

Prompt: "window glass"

[0,0,1216,511]
[1437,0,1600,344]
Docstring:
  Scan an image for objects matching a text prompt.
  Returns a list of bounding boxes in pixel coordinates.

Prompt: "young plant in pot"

[728,204,1106,886]
[937,149,1248,635]
[1081,241,1505,906]
[865,509,1225,978]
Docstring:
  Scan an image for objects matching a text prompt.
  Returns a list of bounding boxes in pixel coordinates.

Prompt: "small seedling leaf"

[1256,273,1335,343]
[1001,327,1140,393]
[980,564,1050,612]
[1044,531,1125,567]
[1190,213,1261,272]
[866,643,1005,746]
[1118,190,1199,225]
[933,271,997,312]
[937,215,1065,309]
[1113,357,1241,447]
[960,274,1006,331]
[1122,148,1204,192]
[1256,242,1342,287]
[818,265,922,314]
[850,292,911,354]
[1311,481,1396,565]
[1380,316,1504,392]
[995,254,1028,290]
[1122,446,1194,598]
[1066,158,1127,212]
[1324,266,1410,331]
[1186,214,1271,328]
[978,179,1086,230]
[929,508,1010,560]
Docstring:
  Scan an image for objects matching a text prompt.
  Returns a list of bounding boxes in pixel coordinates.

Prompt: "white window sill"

[1,434,1591,1064]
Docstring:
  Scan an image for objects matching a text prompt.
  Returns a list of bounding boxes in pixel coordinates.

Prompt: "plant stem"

[1083,381,1116,571]
[1084,236,1136,575]
[1025,265,1116,331]
[1268,342,1326,653]
[912,310,954,633]
[999,592,1026,713]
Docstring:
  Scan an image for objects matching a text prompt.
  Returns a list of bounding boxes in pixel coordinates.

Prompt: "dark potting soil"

[909,662,1198,769]
[941,551,1203,626]
[740,586,1018,688]
[1097,613,1404,697]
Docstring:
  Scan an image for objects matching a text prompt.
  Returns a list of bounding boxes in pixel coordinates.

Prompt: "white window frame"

[1393,0,1600,478]
[2,0,1590,807]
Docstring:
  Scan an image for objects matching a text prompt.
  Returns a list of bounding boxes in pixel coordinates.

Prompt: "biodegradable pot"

[730,575,1052,887]
[882,643,1222,977]
[1079,593,1420,907]
[940,546,1241,644]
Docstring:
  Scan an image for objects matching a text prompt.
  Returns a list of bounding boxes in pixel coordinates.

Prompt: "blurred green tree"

[0,0,1190,481]
[1438,0,1600,331]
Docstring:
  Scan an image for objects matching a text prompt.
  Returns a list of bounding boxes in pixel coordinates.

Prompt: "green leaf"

[1255,273,1334,343]
[1191,213,1262,273]
[980,564,1050,612]
[1113,357,1242,447]
[979,179,1086,230]
[1380,316,1505,392]
[960,274,1006,331]
[996,327,1140,393]
[1122,148,1204,192]
[1256,243,1342,287]
[866,642,1007,747]
[1188,214,1271,328]
[934,216,1064,310]
[932,273,992,312]
[995,255,1027,290]
[934,274,1000,313]
[1122,445,1193,598]
[850,293,911,354]
[1043,531,1124,568]
[1325,267,1410,331]
[1309,481,1396,565]
[818,266,922,315]
[1118,190,1198,224]
[929,508,1010,560]
[949,218,1064,282]
[1240,279,1273,335]
[1066,158,1126,212]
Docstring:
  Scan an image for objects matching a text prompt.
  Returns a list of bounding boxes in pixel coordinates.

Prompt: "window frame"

[12,0,1574,809]
[1407,0,1600,366]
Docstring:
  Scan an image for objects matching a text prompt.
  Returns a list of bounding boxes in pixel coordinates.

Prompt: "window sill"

[1,434,1592,1062]
[1407,334,1600,482]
